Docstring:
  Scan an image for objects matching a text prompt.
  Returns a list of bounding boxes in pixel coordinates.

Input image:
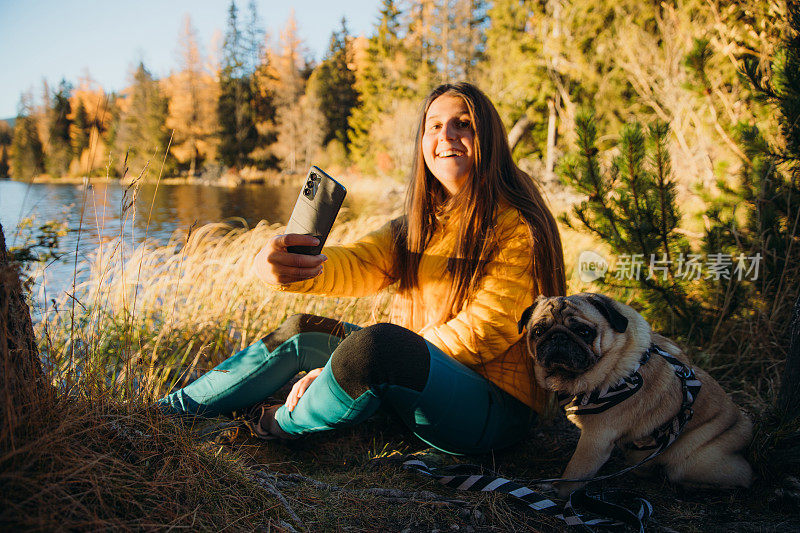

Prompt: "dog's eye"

[574,325,595,341]
[530,324,547,338]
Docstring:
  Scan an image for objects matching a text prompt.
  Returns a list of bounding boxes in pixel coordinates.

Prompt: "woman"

[159,82,566,455]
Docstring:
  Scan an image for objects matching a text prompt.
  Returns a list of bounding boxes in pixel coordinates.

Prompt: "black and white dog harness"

[558,349,651,415]
[559,344,702,453]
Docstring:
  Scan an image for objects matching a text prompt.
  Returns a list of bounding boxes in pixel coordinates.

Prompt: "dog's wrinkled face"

[518,293,650,394]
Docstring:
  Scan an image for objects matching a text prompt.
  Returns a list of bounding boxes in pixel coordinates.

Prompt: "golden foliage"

[163,15,221,174]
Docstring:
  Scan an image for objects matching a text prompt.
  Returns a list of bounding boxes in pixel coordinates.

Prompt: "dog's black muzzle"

[534,328,593,375]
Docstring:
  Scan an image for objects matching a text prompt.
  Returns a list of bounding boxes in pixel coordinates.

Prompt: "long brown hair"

[392,82,566,323]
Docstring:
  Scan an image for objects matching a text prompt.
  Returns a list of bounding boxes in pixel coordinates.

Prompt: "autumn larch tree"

[166,14,220,177]
[270,11,321,173]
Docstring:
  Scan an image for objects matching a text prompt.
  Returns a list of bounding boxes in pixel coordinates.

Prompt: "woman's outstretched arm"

[253,221,397,298]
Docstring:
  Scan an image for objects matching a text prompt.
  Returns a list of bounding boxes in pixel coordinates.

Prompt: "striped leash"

[402,345,702,531]
[402,459,652,532]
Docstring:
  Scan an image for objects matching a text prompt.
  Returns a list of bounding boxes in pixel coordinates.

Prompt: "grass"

[0,397,277,530]
[40,211,396,401]
[2,179,800,531]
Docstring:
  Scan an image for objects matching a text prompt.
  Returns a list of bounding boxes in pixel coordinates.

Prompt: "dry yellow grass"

[40,212,400,400]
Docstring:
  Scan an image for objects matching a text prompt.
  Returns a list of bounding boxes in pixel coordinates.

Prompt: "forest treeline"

[0,0,780,186]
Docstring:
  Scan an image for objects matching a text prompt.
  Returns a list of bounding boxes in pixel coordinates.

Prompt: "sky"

[0,0,381,119]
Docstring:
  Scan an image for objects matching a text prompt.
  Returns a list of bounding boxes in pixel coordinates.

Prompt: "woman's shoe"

[243,403,299,441]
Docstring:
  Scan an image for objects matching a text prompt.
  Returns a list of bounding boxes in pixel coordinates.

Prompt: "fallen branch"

[251,469,467,506]
[194,420,240,439]
[276,519,299,533]
[251,473,305,530]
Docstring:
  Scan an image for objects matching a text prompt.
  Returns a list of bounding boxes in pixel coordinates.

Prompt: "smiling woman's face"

[422,94,475,196]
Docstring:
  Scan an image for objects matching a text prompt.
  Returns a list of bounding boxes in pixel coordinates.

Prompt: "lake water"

[0,178,302,312]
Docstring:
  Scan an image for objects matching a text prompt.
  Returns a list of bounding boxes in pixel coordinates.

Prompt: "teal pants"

[158,314,534,455]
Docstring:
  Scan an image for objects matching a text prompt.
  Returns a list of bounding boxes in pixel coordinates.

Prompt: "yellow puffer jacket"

[267,205,548,412]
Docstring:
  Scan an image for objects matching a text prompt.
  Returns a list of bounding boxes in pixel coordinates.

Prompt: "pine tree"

[218,76,258,170]
[560,0,800,348]
[45,80,73,177]
[348,0,405,170]
[10,93,44,181]
[403,0,439,99]
[736,2,800,418]
[217,0,259,170]
[101,97,121,170]
[559,111,698,335]
[710,2,800,477]
[480,0,549,155]
[685,3,800,327]
[417,0,487,83]
[70,100,90,162]
[311,18,359,151]
[113,63,172,178]
[243,0,265,75]
[243,0,277,170]
[0,146,9,179]
[0,122,11,179]
[458,0,489,81]
[66,75,116,176]
[251,52,279,170]
[0,121,11,147]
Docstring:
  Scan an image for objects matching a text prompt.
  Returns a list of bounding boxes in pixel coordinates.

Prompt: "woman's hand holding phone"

[254,167,342,285]
[254,233,327,285]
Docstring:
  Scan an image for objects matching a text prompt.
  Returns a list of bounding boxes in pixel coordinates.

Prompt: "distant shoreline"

[14,172,303,188]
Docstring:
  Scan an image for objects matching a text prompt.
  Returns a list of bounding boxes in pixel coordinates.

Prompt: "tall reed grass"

[41,212,397,402]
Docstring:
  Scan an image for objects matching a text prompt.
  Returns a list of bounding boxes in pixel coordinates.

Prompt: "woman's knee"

[330,323,430,398]
[262,313,349,351]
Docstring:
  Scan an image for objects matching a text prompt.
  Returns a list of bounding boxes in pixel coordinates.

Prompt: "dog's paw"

[554,480,585,499]
[532,481,555,493]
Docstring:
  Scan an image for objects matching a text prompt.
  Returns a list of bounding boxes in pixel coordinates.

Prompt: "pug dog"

[518,293,753,498]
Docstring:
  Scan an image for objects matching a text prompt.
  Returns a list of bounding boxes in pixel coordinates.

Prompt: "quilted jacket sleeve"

[264,221,397,297]
[420,211,536,368]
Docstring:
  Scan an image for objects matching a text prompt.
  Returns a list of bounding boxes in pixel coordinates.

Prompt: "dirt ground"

[191,408,800,532]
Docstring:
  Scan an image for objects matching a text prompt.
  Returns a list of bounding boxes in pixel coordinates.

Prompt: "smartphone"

[285,166,347,255]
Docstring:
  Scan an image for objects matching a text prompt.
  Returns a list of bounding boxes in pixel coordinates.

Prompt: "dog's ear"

[587,294,628,333]
[518,304,536,334]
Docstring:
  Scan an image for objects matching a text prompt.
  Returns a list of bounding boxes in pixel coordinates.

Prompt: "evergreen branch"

[573,204,615,245]
[741,55,778,101]
[649,120,676,280]
[566,110,625,244]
